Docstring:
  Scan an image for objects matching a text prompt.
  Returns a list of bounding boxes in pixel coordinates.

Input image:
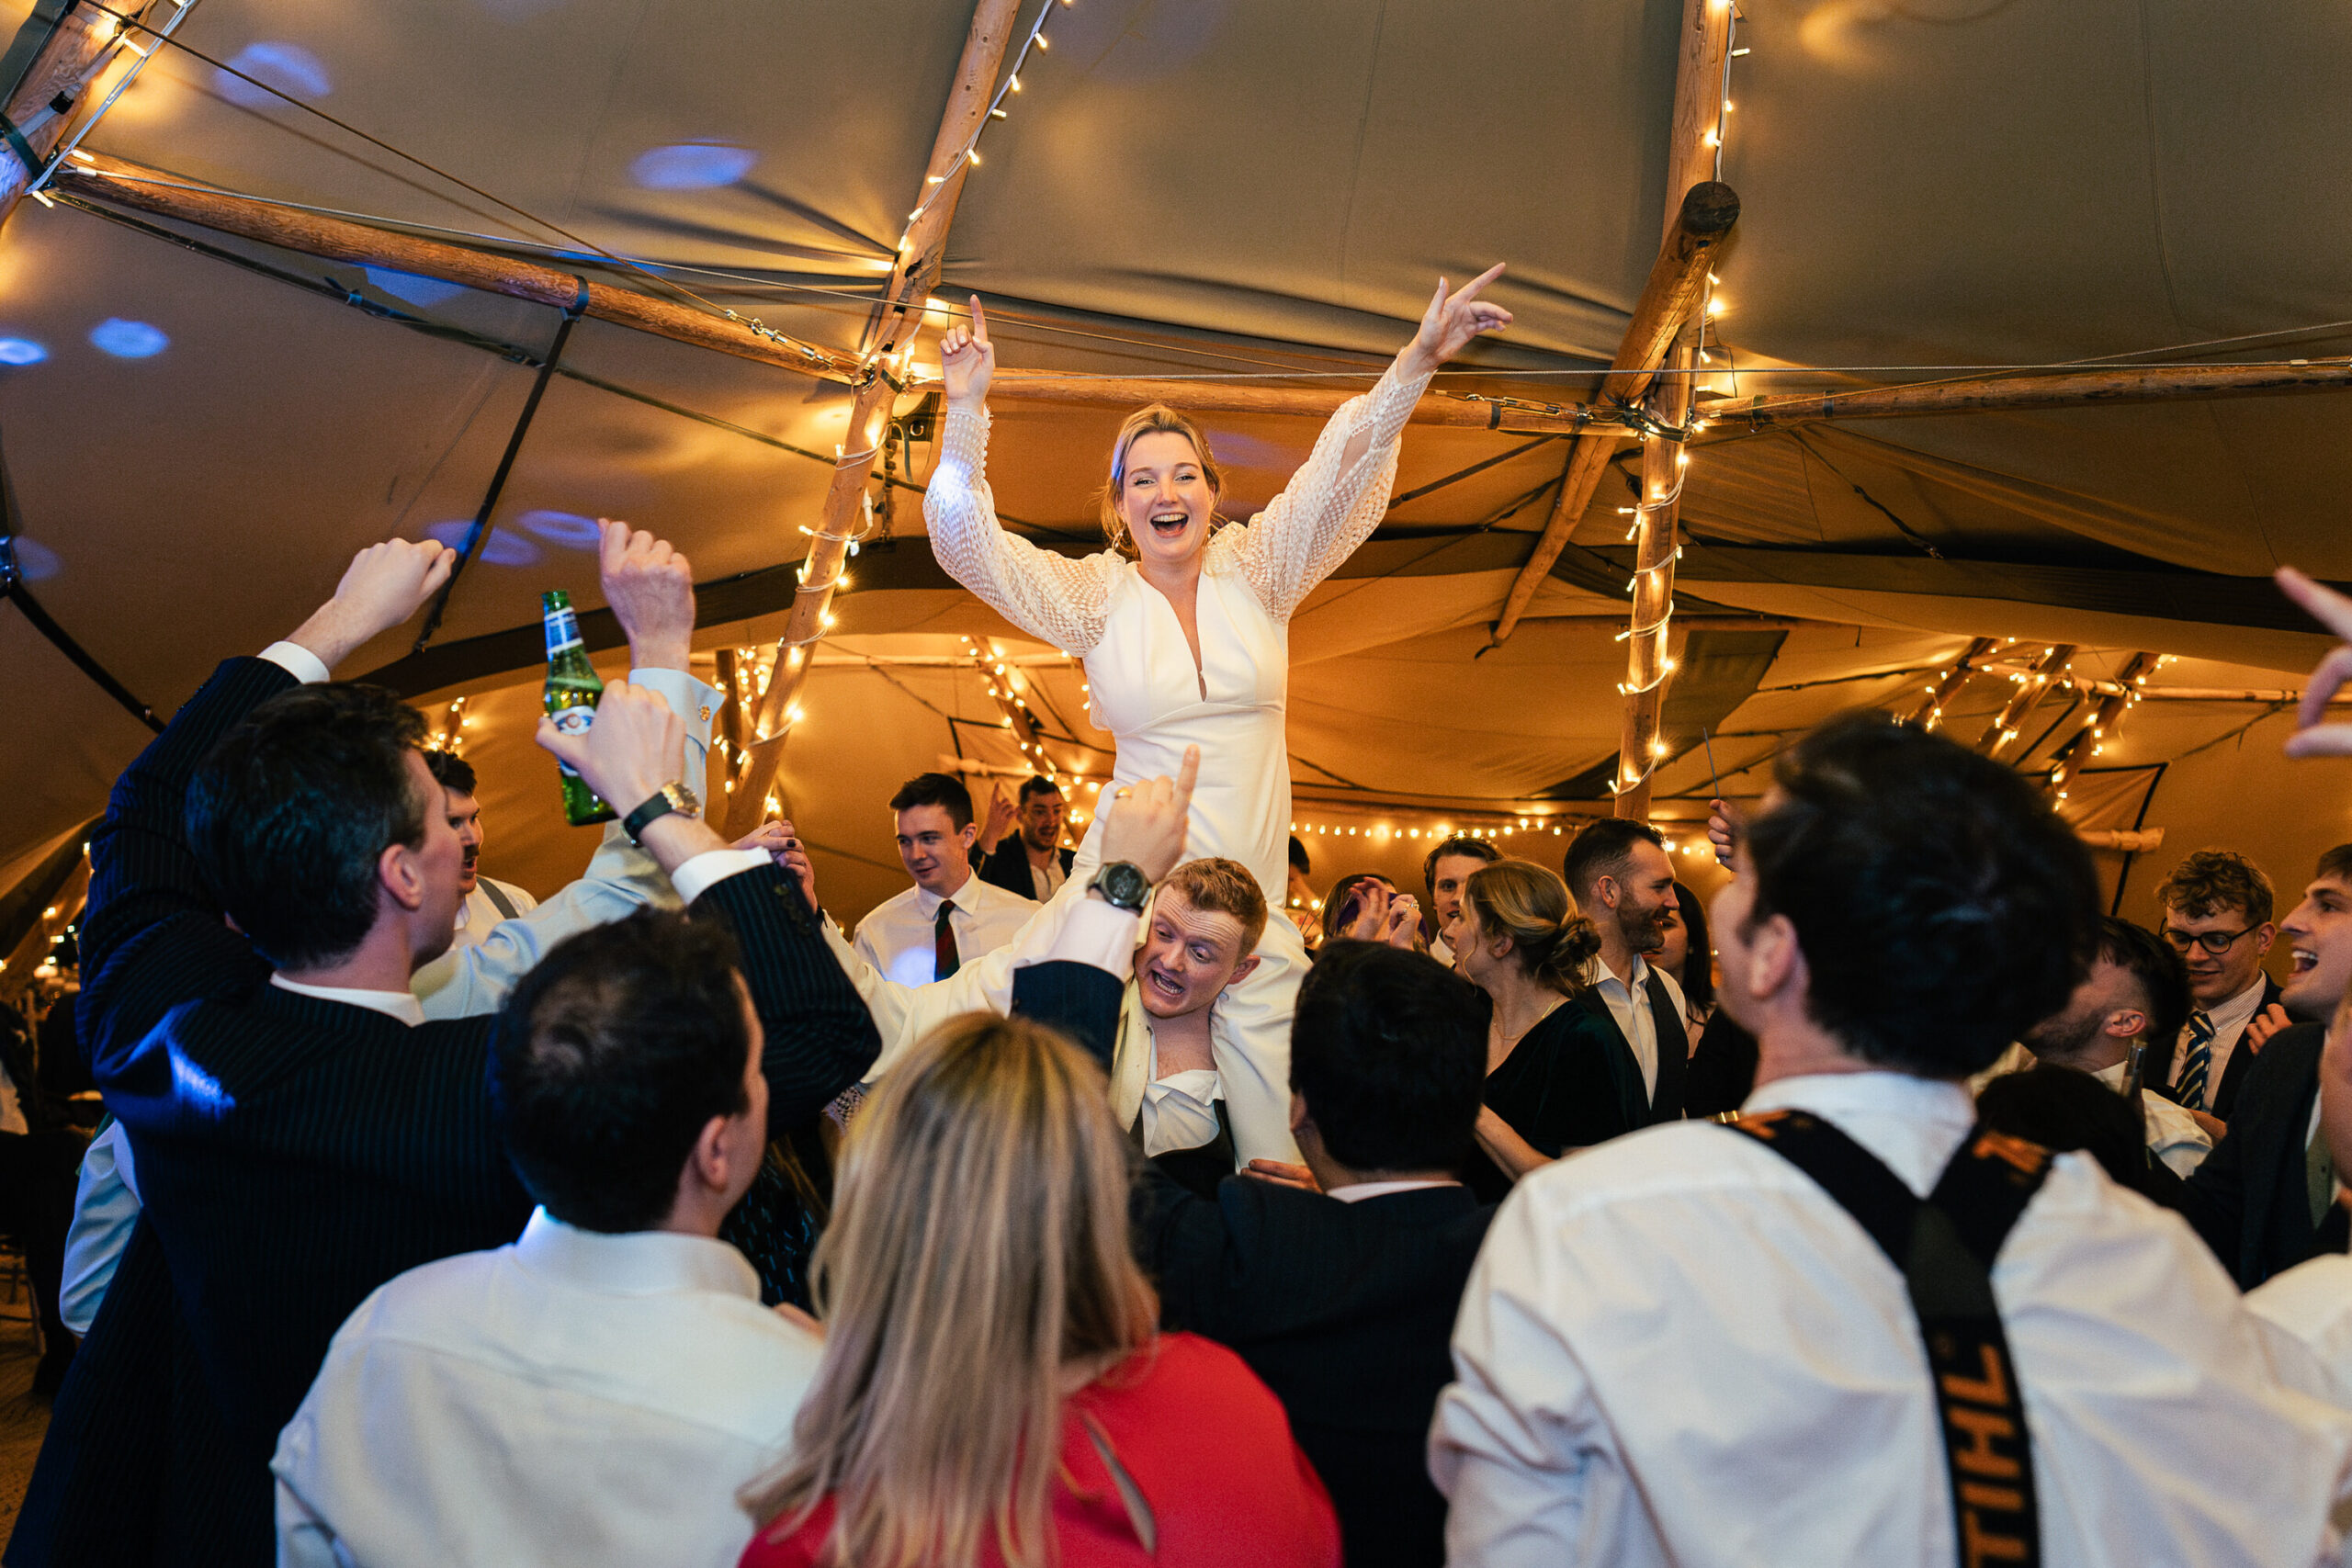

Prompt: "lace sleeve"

[925,403,1114,656]
[1219,356,1435,620]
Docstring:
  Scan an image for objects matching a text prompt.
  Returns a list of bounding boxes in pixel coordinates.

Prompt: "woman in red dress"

[737,1012,1339,1568]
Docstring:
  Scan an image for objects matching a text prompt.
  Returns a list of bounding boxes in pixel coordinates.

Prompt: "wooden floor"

[0,1305,52,1547]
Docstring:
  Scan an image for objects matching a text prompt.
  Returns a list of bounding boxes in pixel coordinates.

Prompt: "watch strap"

[622,783,689,844]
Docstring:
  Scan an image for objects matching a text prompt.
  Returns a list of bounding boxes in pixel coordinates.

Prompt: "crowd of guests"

[13,522,2352,1568]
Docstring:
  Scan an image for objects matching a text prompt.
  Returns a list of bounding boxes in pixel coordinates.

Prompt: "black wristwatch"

[621,781,701,844]
[1089,861,1151,912]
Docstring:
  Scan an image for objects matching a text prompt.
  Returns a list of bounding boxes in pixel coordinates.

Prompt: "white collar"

[914,871,978,918]
[2198,973,2270,1037]
[1746,1069,1976,1132]
[1585,951,1650,993]
[511,1208,762,1299]
[270,974,425,1026]
[1327,1178,1463,1204]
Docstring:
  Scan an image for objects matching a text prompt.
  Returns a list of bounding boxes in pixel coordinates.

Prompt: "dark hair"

[187,683,429,970]
[1668,880,1714,1012]
[1745,711,2099,1076]
[1292,942,1486,1173]
[2098,917,2188,1052]
[423,749,478,795]
[1422,833,1499,898]
[1562,818,1665,901]
[1288,835,1311,876]
[492,910,754,1233]
[1974,1066,2152,1195]
[1015,775,1061,806]
[2317,844,2352,886]
[889,772,974,830]
[2155,849,2275,928]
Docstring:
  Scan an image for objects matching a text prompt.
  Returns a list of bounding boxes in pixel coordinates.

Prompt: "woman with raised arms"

[867,269,1510,1167]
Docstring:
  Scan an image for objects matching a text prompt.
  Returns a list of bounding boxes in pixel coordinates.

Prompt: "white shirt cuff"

[671,848,771,907]
[1038,896,1140,980]
[627,666,719,730]
[259,641,332,685]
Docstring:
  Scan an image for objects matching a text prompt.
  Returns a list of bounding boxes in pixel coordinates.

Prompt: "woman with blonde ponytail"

[737,1013,1338,1568]
[1453,861,1646,1201]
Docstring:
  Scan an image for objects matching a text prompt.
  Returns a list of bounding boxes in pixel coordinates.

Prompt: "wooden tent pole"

[0,1,156,232]
[719,0,1023,834]
[1905,636,1998,728]
[1487,0,1736,651]
[57,152,863,379]
[1611,341,1697,819]
[1487,179,1736,650]
[1701,360,2352,434]
[2047,652,2152,800]
[1976,643,2075,757]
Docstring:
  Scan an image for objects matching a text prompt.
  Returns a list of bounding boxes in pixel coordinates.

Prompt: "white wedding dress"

[828,355,1432,1165]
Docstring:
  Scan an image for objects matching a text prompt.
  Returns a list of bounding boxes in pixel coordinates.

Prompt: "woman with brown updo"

[1453,860,1647,1202]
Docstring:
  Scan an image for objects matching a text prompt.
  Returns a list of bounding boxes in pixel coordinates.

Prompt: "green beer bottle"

[541,589,616,826]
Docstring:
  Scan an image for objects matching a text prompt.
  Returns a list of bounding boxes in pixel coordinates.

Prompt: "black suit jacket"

[2143,974,2281,1122]
[1011,959,1490,1568]
[1573,967,1689,1124]
[2170,1020,2349,1290]
[7,657,880,1568]
[978,837,1073,902]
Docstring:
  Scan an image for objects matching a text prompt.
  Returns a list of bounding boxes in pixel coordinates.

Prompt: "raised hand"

[2278,568,2352,758]
[1401,264,1512,378]
[1338,882,1396,943]
[1705,796,1743,869]
[287,538,457,671]
[1098,745,1199,885]
[939,295,995,408]
[600,520,695,673]
[1374,891,1422,951]
[535,681,684,828]
[979,786,1017,854]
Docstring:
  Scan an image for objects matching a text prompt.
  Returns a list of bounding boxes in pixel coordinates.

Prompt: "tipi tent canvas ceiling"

[6,0,2352,929]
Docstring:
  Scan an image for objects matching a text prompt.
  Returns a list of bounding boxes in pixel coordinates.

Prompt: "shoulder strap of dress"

[1727,1110,2050,1568]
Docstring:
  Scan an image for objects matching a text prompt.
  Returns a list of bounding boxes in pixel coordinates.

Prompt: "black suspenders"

[1729,1109,2052,1568]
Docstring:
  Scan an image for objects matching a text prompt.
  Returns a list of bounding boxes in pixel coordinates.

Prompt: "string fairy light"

[894,0,1069,254]
[23,0,198,204]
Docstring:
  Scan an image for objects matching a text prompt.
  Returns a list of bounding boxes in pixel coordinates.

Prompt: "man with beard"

[2011,916,2210,1177]
[975,774,1076,902]
[2173,844,2352,1287]
[1561,818,1688,1124]
[424,750,541,949]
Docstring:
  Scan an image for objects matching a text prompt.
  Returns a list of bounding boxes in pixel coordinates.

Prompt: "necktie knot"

[2188,1010,2215,1045]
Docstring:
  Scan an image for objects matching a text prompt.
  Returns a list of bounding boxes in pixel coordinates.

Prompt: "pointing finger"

[969,295,989,343]
[1174,744,1200,808]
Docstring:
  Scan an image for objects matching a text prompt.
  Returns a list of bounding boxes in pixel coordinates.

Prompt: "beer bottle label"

[550,705,593,778]
[544,605,584,657]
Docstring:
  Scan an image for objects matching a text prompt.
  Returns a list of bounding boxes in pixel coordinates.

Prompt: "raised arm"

[1229,266,1512,619]
[927,296,1114,654]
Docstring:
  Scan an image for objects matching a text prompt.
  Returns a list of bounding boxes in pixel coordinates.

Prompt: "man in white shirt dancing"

[1431,711,2352,1568]
[853,772,1035,986]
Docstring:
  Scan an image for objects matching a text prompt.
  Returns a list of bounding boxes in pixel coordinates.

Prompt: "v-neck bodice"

[1075,561,1291,897]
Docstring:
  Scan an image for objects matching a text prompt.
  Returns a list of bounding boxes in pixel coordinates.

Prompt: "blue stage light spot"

[89,319,168,358]
[629,141,758,191]
[424,520,541,568]
[7,536,60,580]
[364,267,467,308]
[217,40,332,109]
[517,509,601,548]
[0,337,47,365]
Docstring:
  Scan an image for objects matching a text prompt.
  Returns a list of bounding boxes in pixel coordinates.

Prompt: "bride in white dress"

[841,270,1510,1165]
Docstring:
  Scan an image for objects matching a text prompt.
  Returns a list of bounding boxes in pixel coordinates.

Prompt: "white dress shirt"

[59,1120,139,1337]
[2168,971,2270,1107]
[1580,952,1688,1100]
[446,876,540,951]
[273,1209,820,1568]
[852,870,1036,987]
[1430,1069,2352,1568]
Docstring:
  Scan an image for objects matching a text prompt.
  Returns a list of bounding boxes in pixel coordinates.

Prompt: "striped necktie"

[933,899,960,982]
[2177,1010,2216,1111]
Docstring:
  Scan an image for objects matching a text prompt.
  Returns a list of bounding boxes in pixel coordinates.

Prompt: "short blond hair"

[741,1014,1156,1568]
[1095,404,1223,556]
[1163,856,1268,953]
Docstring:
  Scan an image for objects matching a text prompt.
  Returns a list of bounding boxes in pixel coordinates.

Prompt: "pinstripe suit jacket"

[6,657,879,1568]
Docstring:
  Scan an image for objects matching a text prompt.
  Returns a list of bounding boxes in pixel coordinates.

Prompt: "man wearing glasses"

[2147,850,2281,1133]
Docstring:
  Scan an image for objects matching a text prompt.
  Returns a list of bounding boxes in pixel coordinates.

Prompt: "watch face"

[669,782,701,816]
[1100,863,1149,908]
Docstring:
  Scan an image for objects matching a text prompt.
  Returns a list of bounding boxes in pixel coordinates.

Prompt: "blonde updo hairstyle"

[1096,404,1225,557]
[1461,860,1601,995]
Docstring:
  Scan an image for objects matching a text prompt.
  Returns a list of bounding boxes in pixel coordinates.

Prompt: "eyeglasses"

[2160,926,2256,956]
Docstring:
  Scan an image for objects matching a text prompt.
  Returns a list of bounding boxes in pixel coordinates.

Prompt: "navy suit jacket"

[9,657,879,1567]
[2170,1020,2349,1289]
[978,837,1073,902]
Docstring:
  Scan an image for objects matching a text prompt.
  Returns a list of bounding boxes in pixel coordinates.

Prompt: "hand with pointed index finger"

[940,293,995,407]
[1404,263,1513,378]
[2278,568,2352,756]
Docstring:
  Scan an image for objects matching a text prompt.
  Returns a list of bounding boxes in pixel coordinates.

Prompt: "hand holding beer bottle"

[541,520,700,825]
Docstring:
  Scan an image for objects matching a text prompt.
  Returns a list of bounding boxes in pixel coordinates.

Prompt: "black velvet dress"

[1465,997,1649,1205]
